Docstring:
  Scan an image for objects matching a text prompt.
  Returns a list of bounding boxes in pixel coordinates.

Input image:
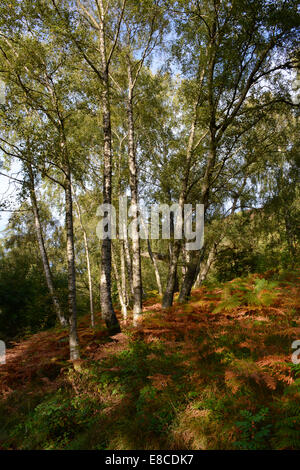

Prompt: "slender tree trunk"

[177,130,217,302]
[124,237,134,295]
[98,11,121,333]
[118,193,133,296]
[99,79,120,333]
[112,246,128,321]
[169,42,216,306]
[181,246,189,277]
[120,242,129,311]
[73,192,95,327]
[161,62,207,309]
[178,248,205,303]
[196,244,217,286]
[162,240,181,308]
[162,204,183,308]
[147,239,163,296]
[115,140,130,309]
[65,172,80,360]
[162,154,193,309]
[179,166,244,300]
[84,230,95,327]
[28,165,67,327]
[127,66,143,322]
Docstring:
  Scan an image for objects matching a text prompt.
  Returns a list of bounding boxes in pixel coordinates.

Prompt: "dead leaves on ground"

[0,272,299,399]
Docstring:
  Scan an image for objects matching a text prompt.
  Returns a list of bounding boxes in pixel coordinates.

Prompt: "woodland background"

[0,0,299,450]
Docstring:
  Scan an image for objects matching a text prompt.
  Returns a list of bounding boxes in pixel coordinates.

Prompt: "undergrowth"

[0,271,299,450]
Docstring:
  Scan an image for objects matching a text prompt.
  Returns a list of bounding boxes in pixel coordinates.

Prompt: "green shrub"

[11,391,99,449]
[213,277,279,313]
[234,407,272,449]
[272,375,300,450]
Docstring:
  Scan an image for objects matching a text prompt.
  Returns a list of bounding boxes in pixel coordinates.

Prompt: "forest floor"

[0,270,299,450]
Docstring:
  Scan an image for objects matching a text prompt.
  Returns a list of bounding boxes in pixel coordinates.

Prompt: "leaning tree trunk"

[179,152,243,300]
[65,172,80,360]
[178,248,205,303]
[127,71,143,322]
[162,115,197,308]
[178,129,217,301]
[196,243,217,286]
[161,62,207,309]
[28,164,67,326]
[147,239,163,296]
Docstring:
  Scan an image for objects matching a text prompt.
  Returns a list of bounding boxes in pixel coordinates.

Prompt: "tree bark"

[127,64,143,322]
[120,241,129,312]
[99,79,121,333]
[180,174,245,300]
[161,58,207,309]
[112,246,128,321]
[162,178,190,308]
[178,248,205,303]
[65,171,80,360]
[162,239,181,308]
[98,7,121,334]
[147,239,163,296]
[123,233,134,296]
[196,243,217,286]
